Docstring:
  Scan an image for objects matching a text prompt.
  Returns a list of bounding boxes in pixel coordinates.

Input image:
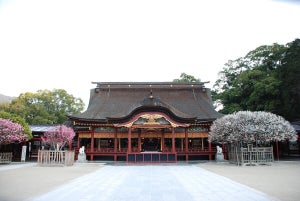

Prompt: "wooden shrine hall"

[68,82,223,162]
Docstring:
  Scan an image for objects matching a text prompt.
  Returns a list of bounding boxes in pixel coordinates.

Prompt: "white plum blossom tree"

[209,111,297,144]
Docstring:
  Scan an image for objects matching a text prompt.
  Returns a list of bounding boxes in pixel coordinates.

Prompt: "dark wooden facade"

[68,82,223,162]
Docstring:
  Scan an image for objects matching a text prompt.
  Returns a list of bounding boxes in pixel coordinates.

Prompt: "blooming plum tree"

[0,118,27,144]
[41,125,75,150]
[209,111,297,144]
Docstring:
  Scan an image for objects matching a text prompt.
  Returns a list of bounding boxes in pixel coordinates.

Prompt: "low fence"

[37,150,75,166]
[0,152,12,164]
[228,145,274,166]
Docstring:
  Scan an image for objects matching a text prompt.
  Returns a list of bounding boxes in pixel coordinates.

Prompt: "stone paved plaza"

[30,164,276,201]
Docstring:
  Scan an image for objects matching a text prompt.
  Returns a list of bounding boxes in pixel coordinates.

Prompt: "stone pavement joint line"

[30,165,276,201]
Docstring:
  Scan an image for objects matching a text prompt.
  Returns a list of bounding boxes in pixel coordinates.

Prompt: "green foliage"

[0,111,32,140]
[173,73,201,82]
[0,89,85,124]
[275,39,300,121]
[213,39,300,121]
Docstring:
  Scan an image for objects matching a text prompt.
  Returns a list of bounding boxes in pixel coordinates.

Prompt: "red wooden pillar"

[77,134,80,149]
[172,127,175,153]
[128,127,132,153]
[114,128,118,161]
[138,129,141,152]
[76,134,80,160]
[91,132,94,161]
[185,127,189,161]
[208,141,212,160]
[161,129,165,152]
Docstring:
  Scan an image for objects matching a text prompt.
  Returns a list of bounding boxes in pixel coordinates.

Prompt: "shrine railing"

[80,147,217,154]
[176,147,217,154]
[228,146,273,166]
[81,148,128,154]
[0,152,12,164]
[38,150,75,166]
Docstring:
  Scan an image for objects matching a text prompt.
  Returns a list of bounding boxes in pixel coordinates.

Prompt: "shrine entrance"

[142,138,161,152]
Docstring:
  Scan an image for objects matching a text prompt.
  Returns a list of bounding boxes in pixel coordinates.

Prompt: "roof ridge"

[92,81,209,86]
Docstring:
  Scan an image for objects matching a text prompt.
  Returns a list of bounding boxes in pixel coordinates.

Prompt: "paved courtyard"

[29,164,276,201]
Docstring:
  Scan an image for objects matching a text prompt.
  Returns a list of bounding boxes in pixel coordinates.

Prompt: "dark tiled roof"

[292,124,300,132]
[68,82,223,123]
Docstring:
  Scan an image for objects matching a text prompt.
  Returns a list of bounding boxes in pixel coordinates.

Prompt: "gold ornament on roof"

[141,114,162,124]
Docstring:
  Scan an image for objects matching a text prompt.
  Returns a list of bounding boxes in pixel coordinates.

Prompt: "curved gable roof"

[68,82,223,123]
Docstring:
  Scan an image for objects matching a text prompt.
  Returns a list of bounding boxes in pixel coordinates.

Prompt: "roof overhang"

[113,112,190,128]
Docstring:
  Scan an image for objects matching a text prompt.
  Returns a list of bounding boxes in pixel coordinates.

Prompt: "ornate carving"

[141,114,162,125]
[114,112,188,128]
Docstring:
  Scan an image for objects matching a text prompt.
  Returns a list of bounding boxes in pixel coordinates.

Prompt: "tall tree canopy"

[0,89,84,124]
[173,73,201,82]
[276,39,300,121]
[213,39,300,121]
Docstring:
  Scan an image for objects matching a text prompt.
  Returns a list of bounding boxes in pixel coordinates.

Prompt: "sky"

[0,0,299,108]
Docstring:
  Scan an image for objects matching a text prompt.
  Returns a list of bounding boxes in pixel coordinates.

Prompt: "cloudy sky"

[0,0,299,107]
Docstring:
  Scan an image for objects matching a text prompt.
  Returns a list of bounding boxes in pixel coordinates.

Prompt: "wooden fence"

[37,150,75,166]
[228,145,274,166]
[0,152,12,164]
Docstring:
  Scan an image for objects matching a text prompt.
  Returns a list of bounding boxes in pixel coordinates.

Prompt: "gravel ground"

[198,160,300,201]
[0,163,104,201]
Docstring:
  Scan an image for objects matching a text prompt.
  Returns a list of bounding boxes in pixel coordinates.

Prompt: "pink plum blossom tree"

[209,111,297,144]
[0,118,27,144]
[41,125,75,150]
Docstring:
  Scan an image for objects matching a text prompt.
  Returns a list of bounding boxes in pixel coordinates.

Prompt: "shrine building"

[67,82,223,162]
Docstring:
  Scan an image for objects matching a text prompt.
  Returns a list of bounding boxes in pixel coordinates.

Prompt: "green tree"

[173,73,201,82]
[275,39,300,121]
[0,89,84,124]
[212,39,300,121]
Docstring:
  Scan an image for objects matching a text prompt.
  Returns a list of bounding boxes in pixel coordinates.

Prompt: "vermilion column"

[185,127,188,161]
[208,141,212,160]
[114,128,118,152]
[138,129,141,152]
[161,129,165,152]
[172,127,175,153]
[91,132,94,161]
[128,127,132,153]
[114,128,118,161]
[77,134,80,149]
[76,134,80,160]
